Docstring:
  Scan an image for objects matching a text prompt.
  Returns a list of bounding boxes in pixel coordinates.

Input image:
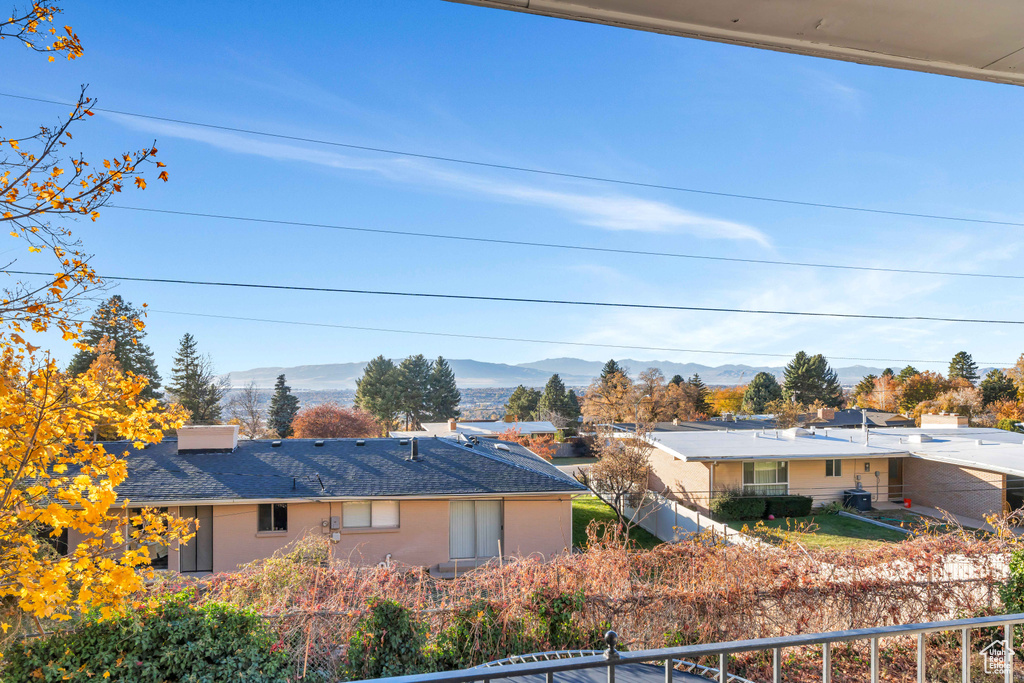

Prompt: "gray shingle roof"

[99,437,586,504]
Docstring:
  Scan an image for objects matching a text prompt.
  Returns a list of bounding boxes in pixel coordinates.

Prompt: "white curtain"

[475,501,502,558]
[449,501,476,559]
[371,501,399,528]
[343,501,371,528]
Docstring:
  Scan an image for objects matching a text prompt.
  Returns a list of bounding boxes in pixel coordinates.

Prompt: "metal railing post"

[719,653,727,683]
[962,628,971,683]
[870,637,879,683]
[604,631,619,683]
[773,647,782,683]
[1004,624,1013,683]
[664,658,672,683]
[546,673,554,683]
[917,633,925,683]
[822,641,831,683]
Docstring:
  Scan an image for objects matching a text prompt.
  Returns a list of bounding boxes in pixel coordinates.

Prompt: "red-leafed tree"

[496,427,557,459]
[292,403,379,438]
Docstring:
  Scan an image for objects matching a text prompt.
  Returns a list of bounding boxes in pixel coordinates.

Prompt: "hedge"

[709,492,766,521]
[765,495,814,518]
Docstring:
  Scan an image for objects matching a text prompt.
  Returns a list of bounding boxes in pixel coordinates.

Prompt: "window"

[825,459,843,477]
[258,503,288,532]
[742,461,788,495]
[127,507,169,569]
[343,501,400,529]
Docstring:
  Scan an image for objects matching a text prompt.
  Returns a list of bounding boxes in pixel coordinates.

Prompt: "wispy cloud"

[111,114,771,246]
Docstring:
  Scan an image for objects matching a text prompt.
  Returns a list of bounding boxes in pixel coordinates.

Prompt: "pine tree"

[166,333,224,425]
[505,385,541,420]
[897,365,919,382]
[741,371,783,414]
[427,356,461,420]
[600,359,625,380]
[355,356,402,431]
[782,351,843,408]
[67,295,162,400]
[397,354,432,429]
[267,374,300,438]
[881,368,895,378]
[687,374,712,416]
[853,374,878,406]
[668,374,684,386]
[537,374,569,417]
[981,369,1017,406]
[565,390,581,421]
[948,351,979,384]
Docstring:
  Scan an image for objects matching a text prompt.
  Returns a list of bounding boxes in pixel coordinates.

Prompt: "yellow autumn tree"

[0,3,187,634]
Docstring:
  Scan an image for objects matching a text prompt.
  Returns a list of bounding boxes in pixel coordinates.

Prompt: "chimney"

[177,425,239,453]
[817,407,835,421]
[408,437,419,461]
[920,413,968,429]
[448,418,458,432]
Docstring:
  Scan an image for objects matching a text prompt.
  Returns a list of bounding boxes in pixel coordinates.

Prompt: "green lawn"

[725,513,909,550]
[572,495,661,550]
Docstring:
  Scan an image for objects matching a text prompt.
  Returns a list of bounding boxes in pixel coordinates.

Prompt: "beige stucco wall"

[648,447,712,511]
[69,496,576,574]
[903,458,1005,520]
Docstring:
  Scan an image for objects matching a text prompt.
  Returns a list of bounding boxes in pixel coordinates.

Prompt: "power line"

[8,269,1024,326]
[6,91,1024,229]
[107,205,1024,281]
[145,308,1013,365]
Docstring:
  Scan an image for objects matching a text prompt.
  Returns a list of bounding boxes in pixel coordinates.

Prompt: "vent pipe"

[409,437,419,461]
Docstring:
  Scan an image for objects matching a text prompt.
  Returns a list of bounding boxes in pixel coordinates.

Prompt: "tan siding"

[903,459,1005,520]
[788,458,891,505]
[503,496,574,559]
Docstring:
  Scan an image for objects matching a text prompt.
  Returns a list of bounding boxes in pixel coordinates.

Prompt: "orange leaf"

[134,177,146,190]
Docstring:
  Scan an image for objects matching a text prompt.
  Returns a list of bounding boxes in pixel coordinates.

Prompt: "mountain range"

[222,357,890,390]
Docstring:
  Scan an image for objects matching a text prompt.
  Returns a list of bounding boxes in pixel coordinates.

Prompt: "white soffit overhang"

[447,0,1024,86]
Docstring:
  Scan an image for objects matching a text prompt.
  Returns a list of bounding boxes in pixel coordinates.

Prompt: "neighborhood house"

[647,414,1024,522]
[67,426,585,575]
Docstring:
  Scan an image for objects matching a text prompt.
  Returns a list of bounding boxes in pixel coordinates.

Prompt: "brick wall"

[648,448,712,512]
[903,458,1005,520]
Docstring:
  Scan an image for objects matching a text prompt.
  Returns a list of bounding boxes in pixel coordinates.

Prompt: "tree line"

[504,374,581,428]
[354,354,461,430]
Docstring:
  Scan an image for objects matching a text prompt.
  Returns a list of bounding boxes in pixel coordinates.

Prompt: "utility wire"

[7,269,1024,326]
[5,91,1024,229]
[145,308,1013,365]
[107,205,1024,281]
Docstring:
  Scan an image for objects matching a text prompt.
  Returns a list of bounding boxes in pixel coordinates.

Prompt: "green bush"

[427,600,532,671]
[346,597,427,679]
[765,495,813,518]
[710,492,766,521]
[2,593,289,683]
[996,419,1023,433]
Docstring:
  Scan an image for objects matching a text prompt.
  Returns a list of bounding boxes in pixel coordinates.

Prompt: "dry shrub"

[147,521,1023,681]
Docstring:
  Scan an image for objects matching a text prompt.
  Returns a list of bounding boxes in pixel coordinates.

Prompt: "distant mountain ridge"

[223,357,890,390]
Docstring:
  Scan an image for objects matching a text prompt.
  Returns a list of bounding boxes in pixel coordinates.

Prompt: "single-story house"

[645,414,1024,521]
[67,426,585,574]
[391,419,557,439]
[800,407,915,429]
[610,419,773,433]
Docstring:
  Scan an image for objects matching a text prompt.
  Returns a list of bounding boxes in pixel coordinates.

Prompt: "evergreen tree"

[881,368,895,378]
[397,354,432,429]
[897,365,919,382]
[687,374,712,416]
[166,333,224,425]
[427,356,461,421]
[565,390,581,422]
[355,356,402,431]
[668,374,684,386]
[505,385,541,420]
[782,351,843,408]
[600,359,625,380]
[948,351,979,384]
[741,371,783,414]
[853,374,878,405]
[981,368,1017,406]
[67,295,162,399]
[537,374,569,417]
[267,374,300,438]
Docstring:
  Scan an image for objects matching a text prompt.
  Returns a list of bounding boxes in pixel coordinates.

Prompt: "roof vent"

[271,440,282,448]
[356,440,365,446]
[399,439,409,446]
[315,440,324,447]
[407,437,419,461]
[495,443,511,451]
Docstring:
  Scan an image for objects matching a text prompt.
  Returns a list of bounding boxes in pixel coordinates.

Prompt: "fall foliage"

[292,403,380,439]
[495,427,557,459]
[0,2,188,632]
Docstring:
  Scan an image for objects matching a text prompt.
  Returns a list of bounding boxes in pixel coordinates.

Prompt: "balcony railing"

[363,613,1024,683]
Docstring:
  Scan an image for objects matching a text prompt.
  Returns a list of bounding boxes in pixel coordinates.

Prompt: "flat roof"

[650,427,1024,475]
[449,0,1024,87]
[392,420,557,438]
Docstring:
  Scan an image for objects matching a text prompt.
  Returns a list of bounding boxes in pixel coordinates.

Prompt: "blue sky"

[5,1,1024,378]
